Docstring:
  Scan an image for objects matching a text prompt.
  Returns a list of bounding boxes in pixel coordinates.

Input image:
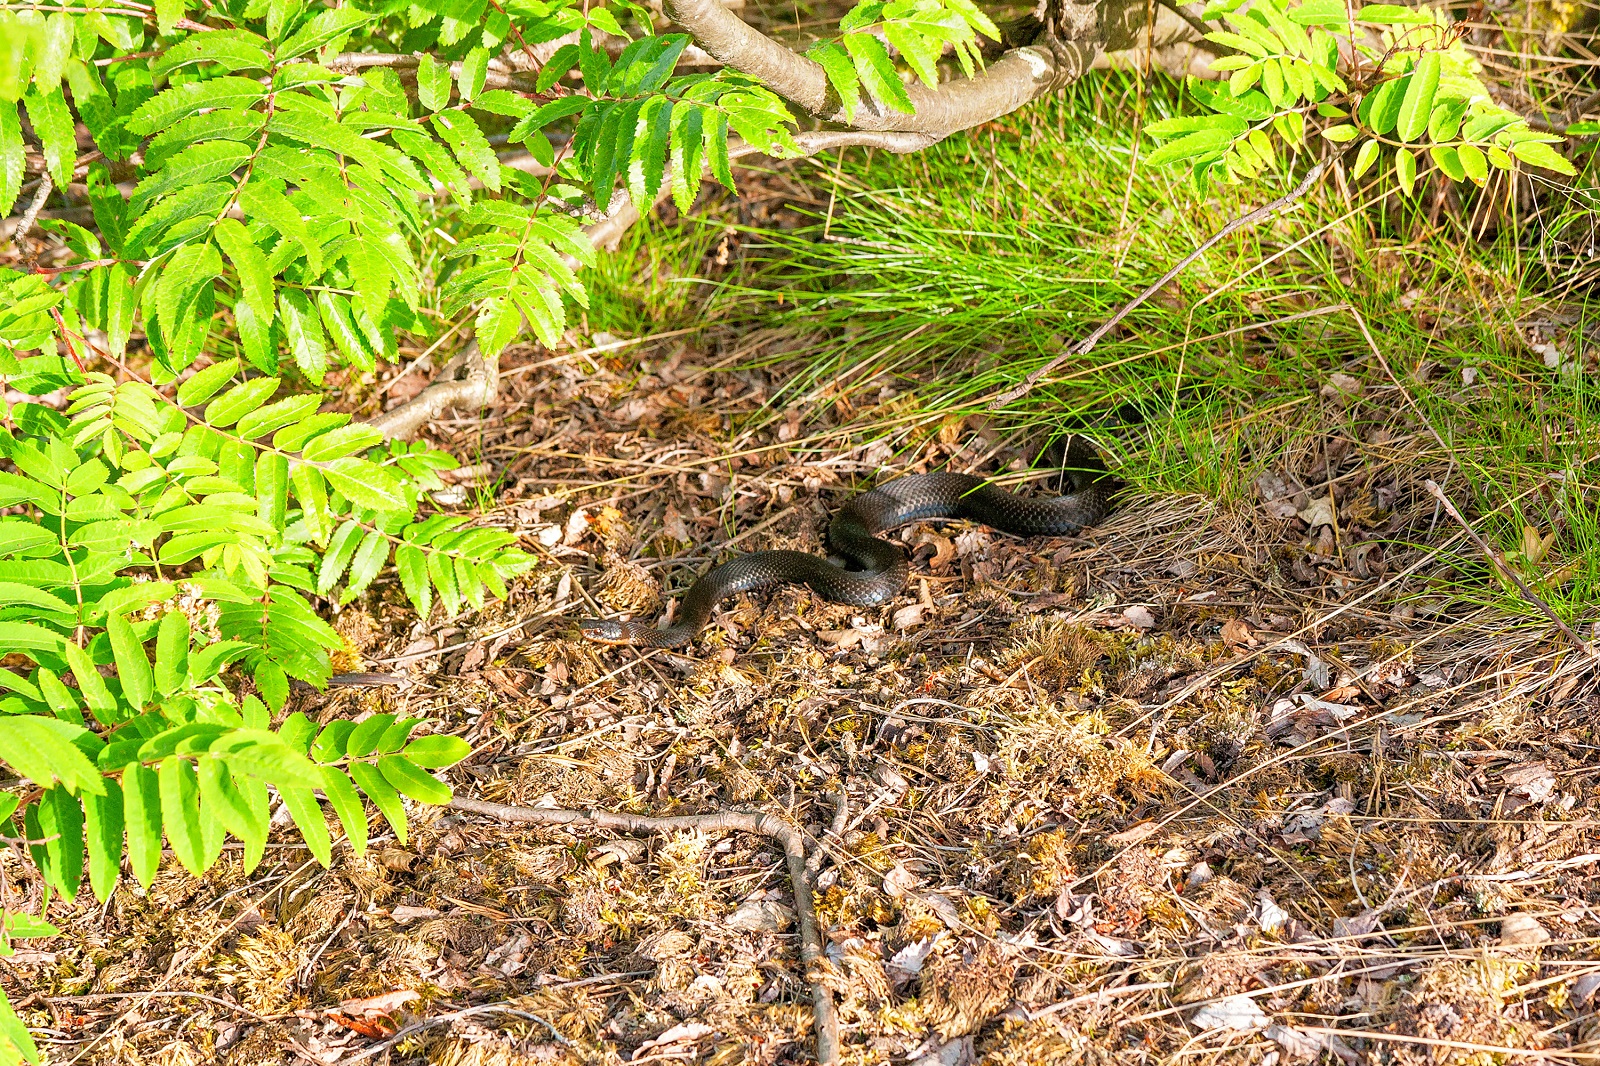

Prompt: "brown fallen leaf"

[338,989,420,1017]
[1498,913,1550,947]
[1221,618,1255,650]
[1106,822,1160,846]
[326,988,420,1038]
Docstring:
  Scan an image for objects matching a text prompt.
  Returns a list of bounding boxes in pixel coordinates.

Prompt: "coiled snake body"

[578,436,1115,649]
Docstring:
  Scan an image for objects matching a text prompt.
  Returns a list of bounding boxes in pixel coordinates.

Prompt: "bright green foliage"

[808,0,999,121]
[1144,0,1580,190]
[0,0,1015,1047]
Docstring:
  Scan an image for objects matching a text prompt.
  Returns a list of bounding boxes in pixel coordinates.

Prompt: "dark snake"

[577,435,1115,649]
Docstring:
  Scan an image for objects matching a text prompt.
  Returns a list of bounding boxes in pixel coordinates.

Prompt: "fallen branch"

[447,795,840,1066]
[989,159,1328,409]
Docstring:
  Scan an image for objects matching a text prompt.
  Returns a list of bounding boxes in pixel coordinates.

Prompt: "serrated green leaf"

[236,393,322,440]
[809,41,861,123]
[631,95,671,211]
[396,543,431,618]
[843,33,913,114]
[131,141,251,215]
[459,46,489,101]
[239,184,319,275]
[82,780,124,903]
[151,29,272,78]
[107,613,154,710]
[158,756,205,874]
[1205,29,1269,56]
[176,357,241,407]
[213,218,275,331]
[432,111,499,192]
[1229,62,1263,96]
[403,734,471,768]
[63,641,120,725]
[278,290,328,384]
[349,760,407,844]
[475,295,524,359]
[1146,115,1247,138]
[579,27,612,93]
[315,291,374,372]
[24,88,76,189]
[668,101,705,214]
[128,78,267,137]
[317,519,362,595]
[343,531,389,603]
[1146,128,1236,166]
[204,376,280,428]
[279,784,332,866]
[1511,138,1575,175]
[36,787,85,899]
[417,52,452,112]
[1396,52,1439,142]
[277,7,372,59]
[377,753,452,804]
[300,423,383,462]
[1,103,24,218]
[323,457,406,511]
[35,13,74,96]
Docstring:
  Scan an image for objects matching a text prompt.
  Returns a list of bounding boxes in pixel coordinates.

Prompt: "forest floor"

[20,74,1600,1066]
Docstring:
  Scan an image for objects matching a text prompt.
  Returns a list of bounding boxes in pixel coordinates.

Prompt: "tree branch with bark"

[368,0,1172,438]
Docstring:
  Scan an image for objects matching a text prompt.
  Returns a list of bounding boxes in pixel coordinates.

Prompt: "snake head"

[576,618,630,644]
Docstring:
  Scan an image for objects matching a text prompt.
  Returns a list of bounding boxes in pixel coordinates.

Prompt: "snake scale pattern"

[578,435,1115,648]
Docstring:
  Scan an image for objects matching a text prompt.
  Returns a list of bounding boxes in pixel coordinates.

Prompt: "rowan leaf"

[1396,51,1439,142]
[213,218,276,330]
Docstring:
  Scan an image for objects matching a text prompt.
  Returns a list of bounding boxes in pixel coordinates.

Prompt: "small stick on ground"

[448,796,840,1066]
[1421,479,1598,662]
[990,161,1328,409]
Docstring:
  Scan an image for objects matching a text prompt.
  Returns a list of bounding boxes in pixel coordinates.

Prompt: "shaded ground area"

[19,314,1600,1065]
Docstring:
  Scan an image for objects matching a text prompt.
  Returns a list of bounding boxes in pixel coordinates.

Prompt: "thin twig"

[447,796,840,1066]
[1421,479,1597,660]
[989,160,1328,409]
[10,174,54,260]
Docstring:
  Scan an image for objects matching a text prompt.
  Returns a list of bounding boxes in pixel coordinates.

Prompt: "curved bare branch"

[664,0,1144,136]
